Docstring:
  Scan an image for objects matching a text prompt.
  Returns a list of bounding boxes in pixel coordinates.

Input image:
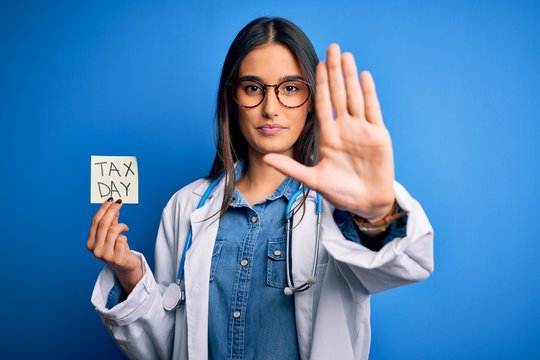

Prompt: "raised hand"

[264,44,395,221]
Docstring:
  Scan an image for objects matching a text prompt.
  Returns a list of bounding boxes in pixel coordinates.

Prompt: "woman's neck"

[236,152,289,205]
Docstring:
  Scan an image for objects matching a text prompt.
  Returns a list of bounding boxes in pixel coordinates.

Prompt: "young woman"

[88,17,433,360]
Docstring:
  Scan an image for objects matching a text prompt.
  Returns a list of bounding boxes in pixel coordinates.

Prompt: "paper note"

[91,156,139,204]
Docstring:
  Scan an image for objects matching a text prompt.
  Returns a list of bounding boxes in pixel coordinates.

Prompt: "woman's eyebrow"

[237,75,264,82]
[280,75,305,82]
[237,75,305,83]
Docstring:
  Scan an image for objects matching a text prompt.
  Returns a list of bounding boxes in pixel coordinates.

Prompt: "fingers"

[94,199,124,250]
[101,223,130,261]
[87,199,126,261]
[87,199,140,281]
[315,62,333,129]
[114,235,131,259]
[317,44,367,122]
[112,207,120,226]
[90,220,130,263]
[87,197,114,250]
[342,53,364,118]
[326,44,348,118]
[263,154,319,190]
[360,71,384,126]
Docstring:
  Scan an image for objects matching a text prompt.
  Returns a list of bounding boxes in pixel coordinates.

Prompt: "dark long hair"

[209,17,319,217]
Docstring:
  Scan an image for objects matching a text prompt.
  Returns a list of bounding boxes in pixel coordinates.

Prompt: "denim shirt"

[208,175,301,360]
[106,167,408,360]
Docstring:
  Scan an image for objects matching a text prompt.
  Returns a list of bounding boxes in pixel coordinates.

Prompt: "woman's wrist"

[350,200,406,233]
[361,201,396,223]
[112,256,143,294]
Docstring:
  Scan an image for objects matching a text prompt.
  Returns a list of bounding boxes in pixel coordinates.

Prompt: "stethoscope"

[163,174,322,311]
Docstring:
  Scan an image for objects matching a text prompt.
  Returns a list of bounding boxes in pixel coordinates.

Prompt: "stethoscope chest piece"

[163,280,185,311]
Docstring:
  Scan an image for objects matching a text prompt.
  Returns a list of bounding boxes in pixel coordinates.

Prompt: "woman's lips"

[257,124,285,136]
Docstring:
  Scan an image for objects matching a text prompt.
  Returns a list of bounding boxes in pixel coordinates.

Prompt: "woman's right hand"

[87,197,143,294]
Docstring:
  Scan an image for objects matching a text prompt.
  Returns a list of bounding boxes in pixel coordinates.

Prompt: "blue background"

[1,0,539,358]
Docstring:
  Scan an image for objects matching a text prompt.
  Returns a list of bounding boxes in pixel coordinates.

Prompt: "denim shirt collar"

[229,160,300,207]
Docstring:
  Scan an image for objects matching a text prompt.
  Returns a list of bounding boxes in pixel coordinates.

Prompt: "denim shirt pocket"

[266,237,287,288]
[209,237,226,282]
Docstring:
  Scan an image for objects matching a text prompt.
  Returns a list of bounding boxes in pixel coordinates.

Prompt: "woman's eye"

[243,84,263,94]
[280,82,303,94]
[284,85,298,92]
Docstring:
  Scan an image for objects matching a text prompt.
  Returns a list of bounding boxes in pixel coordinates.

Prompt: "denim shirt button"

[250,215,258,223]
[274,249,282,257]
[233,311,241,318]
[240,259,248,267]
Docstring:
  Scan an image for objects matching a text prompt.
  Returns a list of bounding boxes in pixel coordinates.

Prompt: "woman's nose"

[262,88,280,118]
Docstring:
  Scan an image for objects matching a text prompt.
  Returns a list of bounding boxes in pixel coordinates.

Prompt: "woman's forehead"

[238,43,303,81]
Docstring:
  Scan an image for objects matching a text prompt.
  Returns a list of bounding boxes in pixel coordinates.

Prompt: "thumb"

[263,154,317,188]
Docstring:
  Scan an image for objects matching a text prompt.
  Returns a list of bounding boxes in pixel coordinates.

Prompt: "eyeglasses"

[232,78,311,109]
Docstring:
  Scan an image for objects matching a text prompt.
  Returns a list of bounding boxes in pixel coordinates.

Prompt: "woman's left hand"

[264,44,395,221]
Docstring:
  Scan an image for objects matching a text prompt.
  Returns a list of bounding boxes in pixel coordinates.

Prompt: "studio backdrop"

[1,1,539,359]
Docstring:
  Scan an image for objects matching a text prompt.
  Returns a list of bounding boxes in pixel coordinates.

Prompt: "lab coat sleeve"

[91,205,180,359]
[321,181,434,294]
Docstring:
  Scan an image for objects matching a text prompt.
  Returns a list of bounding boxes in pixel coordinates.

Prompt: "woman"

[88,17,433,360]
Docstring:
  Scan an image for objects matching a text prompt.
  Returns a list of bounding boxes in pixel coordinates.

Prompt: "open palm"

[264,44,395,221]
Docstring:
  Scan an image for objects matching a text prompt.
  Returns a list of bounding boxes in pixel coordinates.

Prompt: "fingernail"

[115,199,122,204]
[107,197,113,202]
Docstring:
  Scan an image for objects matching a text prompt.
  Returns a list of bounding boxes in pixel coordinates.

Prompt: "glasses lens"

[235,80,265,108]
[277,80,310,108]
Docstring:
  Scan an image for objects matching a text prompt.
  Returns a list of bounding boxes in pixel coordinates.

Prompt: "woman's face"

[235,43,310,159]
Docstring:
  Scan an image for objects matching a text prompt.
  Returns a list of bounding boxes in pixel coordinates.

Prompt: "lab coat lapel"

[290,193,319,284]
[183,178,225,360]
[291,193,318,359]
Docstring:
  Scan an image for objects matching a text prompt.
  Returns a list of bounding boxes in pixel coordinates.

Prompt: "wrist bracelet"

[350,201,407,232]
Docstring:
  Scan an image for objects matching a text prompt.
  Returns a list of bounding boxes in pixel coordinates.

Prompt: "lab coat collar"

[191,160,317,203]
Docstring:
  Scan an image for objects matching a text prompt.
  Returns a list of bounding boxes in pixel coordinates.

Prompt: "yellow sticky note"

[90,156,139,204]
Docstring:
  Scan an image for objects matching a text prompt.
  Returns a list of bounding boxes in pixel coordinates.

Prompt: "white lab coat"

[92,177,434,360]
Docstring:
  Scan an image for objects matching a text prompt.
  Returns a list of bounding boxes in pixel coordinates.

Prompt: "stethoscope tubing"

[176,173,224,282]
[284,188,322,295]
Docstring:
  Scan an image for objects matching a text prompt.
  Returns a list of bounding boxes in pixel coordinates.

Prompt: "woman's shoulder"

[164,177,211,210]
[157,177,212,223]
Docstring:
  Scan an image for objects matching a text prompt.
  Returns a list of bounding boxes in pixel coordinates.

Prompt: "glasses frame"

[231,78,312,109]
